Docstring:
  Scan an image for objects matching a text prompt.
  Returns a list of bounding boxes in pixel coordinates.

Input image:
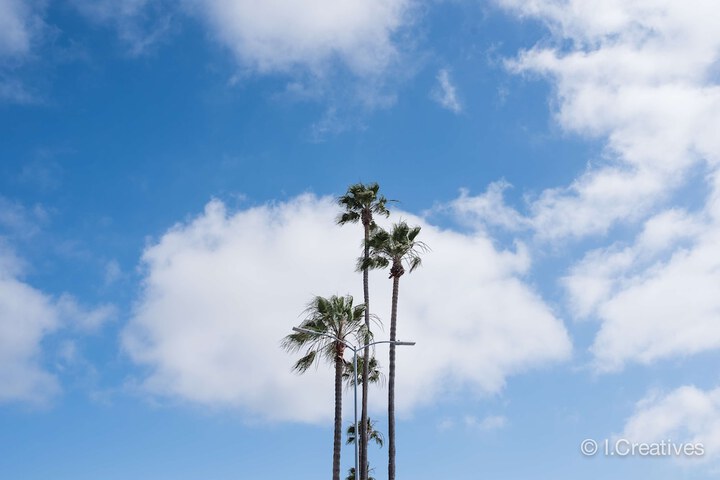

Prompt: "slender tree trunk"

[333,343,344,480]
[360,220,371,480]
[388,273,400,480]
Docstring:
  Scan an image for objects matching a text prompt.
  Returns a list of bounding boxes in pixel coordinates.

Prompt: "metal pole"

[353,346,359,480]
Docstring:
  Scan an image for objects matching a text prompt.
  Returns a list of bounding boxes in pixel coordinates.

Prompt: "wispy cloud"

[104,260,122,286]
[438,414,507,432]
[464,414,507,431]
[0,75,38,104]
[0,0,44,59]
[0,0,47,104]
[0,196,48,238]
[69,0,175,57]
[431,68,462,113]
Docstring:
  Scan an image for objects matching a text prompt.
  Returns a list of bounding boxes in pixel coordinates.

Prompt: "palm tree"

[365,222,427,480]
[342,355,385,388]
[347,417,384,448]
[346,418,384,480]
[282,295,366,480]
[337,182,390,480]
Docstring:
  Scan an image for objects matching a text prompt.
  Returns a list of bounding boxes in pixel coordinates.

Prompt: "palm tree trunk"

[388,273,400,480]
[333,343,344,480]
[360,221,370,480]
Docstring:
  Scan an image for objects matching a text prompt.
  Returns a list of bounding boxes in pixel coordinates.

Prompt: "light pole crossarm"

[366,340,416,348]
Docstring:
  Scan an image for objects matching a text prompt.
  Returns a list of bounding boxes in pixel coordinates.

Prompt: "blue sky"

[2,1,720,479]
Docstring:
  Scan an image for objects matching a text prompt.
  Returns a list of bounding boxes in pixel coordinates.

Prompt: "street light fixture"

[292,326,415,480]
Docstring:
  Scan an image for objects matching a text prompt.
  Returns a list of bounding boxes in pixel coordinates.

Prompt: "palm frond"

[408,255,422,273]
[337,211,361,225]
[292,350,317,373]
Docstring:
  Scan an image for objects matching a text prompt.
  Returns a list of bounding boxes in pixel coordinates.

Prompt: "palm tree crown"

[282,295,365,373]
[363,221,427,278]
[336,182,390,230]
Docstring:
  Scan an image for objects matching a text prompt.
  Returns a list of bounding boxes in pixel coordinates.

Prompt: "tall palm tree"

[365,222,427,480]
[337,182,390,480]
[282,295,366,480]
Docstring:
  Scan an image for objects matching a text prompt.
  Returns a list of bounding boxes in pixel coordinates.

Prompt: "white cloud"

[0,247,60,404]
[590,229,720,371]
[0,0,43,59]
[445,181,528,231]
[561,191,720,371]
[184,0,412,75]
[432,68,462,113]
[0,243,116,404]
[528,166,669,240]
[497,0,720,240]
[123,194,571,423]
[563,208,703,320]
[621,386,720,459]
